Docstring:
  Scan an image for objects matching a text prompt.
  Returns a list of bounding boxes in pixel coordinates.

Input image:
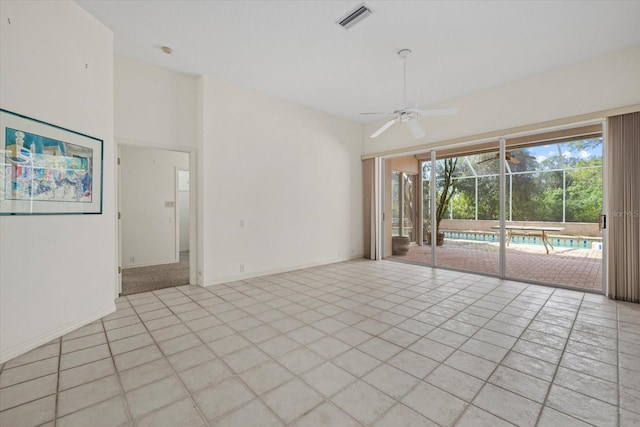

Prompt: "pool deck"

[388,239,603,291]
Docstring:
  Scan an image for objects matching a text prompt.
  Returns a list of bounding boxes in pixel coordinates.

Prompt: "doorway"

[118,145,193,295]
[392,171,418,242]
[384,156,424,262]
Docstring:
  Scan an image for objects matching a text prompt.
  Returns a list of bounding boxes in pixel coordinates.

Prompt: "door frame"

[175,168,190,263]
[391,170,419,243]
[116,143,198,295]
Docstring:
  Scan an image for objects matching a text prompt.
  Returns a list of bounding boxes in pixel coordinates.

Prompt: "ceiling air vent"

[337,3,373,29]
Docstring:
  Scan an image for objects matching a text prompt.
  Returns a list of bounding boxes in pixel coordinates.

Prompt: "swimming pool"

[443,231,602,250]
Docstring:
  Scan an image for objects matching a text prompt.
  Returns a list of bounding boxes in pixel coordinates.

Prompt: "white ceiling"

[76,0,640,124]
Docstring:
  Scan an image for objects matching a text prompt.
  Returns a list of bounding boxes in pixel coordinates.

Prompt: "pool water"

[443,231,602,250]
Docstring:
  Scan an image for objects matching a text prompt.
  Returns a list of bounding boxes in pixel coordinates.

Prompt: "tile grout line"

[183,280,378,426]
[124,289,212,425]
[0,353,60,389]
[367,273,508,426]
[10,270,378,424]
[616,300,621,427]
[0,341,91,419]
[273,270,439,426]
[188,275,419,426]
[98,316,136,426]
[53,337,61,427]
[2,260,636,427]
[170,285,290,426]
[540,303,623,407]
[56,296,185,423]
[533,291,585,427]
[446,280,555,427]
[165,284,344,425]
[51,327,120,423]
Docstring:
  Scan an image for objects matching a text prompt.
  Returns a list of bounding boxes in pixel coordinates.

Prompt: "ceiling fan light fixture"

[337,3,373,30]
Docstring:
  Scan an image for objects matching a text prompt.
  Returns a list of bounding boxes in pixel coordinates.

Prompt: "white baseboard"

[123,259,178,269]
[0,304,116,364]
[202,255,364,287]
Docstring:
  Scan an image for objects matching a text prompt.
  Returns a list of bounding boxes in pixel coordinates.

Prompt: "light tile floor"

[1,259,639,427]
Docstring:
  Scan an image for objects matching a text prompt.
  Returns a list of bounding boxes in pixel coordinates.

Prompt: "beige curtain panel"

[362,158,377,259]
[606,111,640,302]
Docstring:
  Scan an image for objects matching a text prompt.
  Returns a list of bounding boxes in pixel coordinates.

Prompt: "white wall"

[0,1,115,363]
[199,75,363,285]
[114,56,198,283]
[120,146,189,267]
[114,56,198,150]
[363,46,640,155]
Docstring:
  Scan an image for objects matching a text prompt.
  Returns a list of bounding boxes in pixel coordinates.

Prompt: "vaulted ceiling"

[77,0,640,123]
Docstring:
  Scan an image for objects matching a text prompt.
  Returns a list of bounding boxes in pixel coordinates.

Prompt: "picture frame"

[0,109,103,215]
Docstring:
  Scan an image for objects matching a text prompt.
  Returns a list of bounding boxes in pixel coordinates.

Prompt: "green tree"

[435,158,458,234]
[451,187,475,219]
[477,176,500,220]
[566,159,602,222]
[422,139,602,225]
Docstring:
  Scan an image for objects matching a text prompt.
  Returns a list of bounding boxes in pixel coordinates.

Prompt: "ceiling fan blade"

[477,152,500,164]
[406,118,426,139]
[412,108,459,117]
[359,112,392,115]
[370,117,399,138]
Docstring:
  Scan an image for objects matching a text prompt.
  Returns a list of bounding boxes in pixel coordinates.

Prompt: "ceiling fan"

[362,49,458,139]
[477,151,536,164]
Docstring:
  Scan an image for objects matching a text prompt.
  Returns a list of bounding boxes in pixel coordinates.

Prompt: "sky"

[528,139,602,163]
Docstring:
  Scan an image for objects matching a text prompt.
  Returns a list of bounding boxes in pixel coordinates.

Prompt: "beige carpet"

[121,252,189,295]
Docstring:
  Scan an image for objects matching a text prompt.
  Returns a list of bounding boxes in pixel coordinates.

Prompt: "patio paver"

[389,240,602,291]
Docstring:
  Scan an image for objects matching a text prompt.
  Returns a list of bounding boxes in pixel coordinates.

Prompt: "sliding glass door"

[382,124,605,292]
[432,144,501,275]
[503,138,604,290]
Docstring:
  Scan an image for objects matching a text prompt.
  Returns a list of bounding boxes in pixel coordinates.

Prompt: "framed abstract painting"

[0,109,103,215]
